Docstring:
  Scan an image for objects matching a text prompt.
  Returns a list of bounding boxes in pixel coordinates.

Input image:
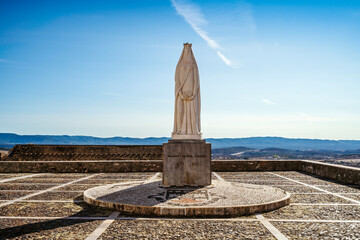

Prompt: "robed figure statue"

[172,43,202,140]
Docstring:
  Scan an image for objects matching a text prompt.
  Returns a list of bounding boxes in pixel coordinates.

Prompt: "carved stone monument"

[172,43,201,140]
[163,43,211,187]
[83,43,291,217]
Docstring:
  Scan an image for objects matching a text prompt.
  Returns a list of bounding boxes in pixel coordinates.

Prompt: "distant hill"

[0,133,168,148]
[212,147,253,155]
[1,133,360,151]
[206,137,360,151]
[211,146,360,160]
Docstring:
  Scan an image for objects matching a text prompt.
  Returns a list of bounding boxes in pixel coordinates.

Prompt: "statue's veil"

[175,44,199,95]
[173,43,201,135]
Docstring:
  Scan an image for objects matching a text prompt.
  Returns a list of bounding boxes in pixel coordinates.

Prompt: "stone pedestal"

[162,140,211,187]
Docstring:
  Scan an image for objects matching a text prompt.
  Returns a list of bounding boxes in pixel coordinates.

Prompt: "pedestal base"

[83,180,291,217]
[171,133,202,140]
[162,140,211,187]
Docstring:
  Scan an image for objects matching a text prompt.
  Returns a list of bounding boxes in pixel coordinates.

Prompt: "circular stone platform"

[84,180,290,217]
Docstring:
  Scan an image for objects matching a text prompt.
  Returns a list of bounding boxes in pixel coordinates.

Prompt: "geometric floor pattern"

[0,171,360,239]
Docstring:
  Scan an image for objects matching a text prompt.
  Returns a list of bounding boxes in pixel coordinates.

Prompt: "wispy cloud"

[0,59,9,63]
[171,0,233,67]
[216,51,232,66]
[262,99,275,105]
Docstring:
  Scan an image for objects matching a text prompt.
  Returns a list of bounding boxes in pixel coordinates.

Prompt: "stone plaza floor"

[0,171,359,239]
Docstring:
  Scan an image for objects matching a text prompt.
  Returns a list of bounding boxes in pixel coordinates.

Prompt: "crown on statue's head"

[184,43,192,47]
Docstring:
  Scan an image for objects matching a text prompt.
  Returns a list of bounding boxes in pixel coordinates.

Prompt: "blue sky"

[0,0,359,139]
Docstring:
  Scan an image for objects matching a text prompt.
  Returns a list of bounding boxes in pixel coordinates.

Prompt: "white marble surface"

[172,43,202,140]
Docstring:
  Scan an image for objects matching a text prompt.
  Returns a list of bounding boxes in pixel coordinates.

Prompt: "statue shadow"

[0,182,205,239]
[0,197,112,239]
[95,180,205,208]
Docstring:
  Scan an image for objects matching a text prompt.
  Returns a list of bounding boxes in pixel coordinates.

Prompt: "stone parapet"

[211,160,301,172]
[299,160,360,185]
[5,144,163,161]
[0,160,162,173]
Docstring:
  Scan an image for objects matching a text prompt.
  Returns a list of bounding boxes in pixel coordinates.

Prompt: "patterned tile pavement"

[0,171,359,239]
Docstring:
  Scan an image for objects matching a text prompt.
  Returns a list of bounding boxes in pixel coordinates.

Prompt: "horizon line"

[1,133,360,141]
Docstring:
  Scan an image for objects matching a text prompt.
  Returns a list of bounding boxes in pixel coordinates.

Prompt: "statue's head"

[183,43,192,47]
[183,43,192,56]
[179,43,196,66]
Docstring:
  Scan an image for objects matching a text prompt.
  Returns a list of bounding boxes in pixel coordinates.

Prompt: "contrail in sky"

[171,0,233,67]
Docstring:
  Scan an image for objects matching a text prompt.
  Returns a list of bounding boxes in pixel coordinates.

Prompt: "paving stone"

[0,171,358,239]
[319,185,360,193]
[0,183,57,190]
[11,178,79,184]
[0,202,113,217]
[76,179,133,184]
[57,184,102,191]
[219,172,276,176]
[0,218,103,239]
[263,205,360,220]
[0,192,37,200]
[274,185,322,193]
[300,180,341,186]
[273,171,311,175]
[277,175,329,181]
[226,180,301,185]
[290,193,355,204]
[0,176,31,181]
[271,222,360,240]
[0,174,29,178]
[32,174,90,179]
[222,177,287,182]
[221,175,282,180]
[0,176,14,180]
[105,173,154,176]
[92,179,142,182]
[92,174,152,180]
[28,191,83,201]
[100,220,276,240]
[92,176,148,180]
[272,171,320,178]
[340,194,360,201]
[219,173,282,180]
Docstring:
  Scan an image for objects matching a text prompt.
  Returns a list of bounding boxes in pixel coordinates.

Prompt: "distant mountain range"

[212,146,360,160]
[1,133,360,151]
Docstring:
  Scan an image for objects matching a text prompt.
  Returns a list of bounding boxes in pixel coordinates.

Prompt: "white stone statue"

[172,43,202,140]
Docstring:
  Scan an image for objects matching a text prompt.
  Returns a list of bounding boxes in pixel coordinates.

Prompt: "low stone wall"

[211,160,300,171]
[0,160,162,173]
[1,147,359,186]
[299,160,360,185]
[6,144,163,161]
